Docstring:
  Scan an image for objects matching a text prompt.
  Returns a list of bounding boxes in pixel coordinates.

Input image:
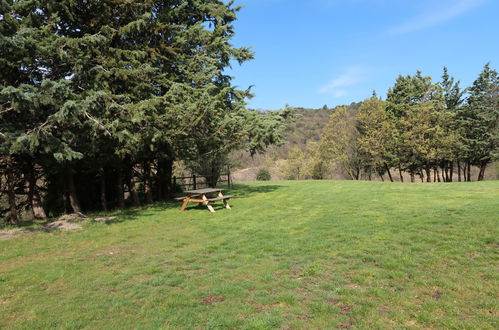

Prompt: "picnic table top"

[184,188,224,194]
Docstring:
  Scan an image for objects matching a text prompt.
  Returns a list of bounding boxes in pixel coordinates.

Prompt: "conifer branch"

[0,107,14,114]
[84,112,112,136]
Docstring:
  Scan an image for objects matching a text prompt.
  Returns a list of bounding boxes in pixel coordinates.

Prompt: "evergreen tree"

[464,63,499,180]
[386,71,445,181]
[440,67,465,181]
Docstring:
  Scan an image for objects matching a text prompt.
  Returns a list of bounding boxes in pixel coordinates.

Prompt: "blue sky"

[227,0,499,110]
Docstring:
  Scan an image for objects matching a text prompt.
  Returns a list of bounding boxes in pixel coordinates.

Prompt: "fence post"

[193,174,197,190]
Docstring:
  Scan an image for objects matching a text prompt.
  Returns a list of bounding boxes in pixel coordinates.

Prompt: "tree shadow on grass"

[109,201,180,223]
[227,183,284,198]
[2,184,285,231]
[88,183,285,224]
[172,183,284,211]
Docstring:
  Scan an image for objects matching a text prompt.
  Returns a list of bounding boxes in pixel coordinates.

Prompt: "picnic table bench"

[176,188,233,213]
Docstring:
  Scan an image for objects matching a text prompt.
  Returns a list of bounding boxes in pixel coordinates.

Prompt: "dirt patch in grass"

[379,305,390,313]
[43,220,82,231]
[327,299,353,314]
[43,213,88,231]
[345,283,366,292]
[248,300,284,313]
[201,295,225,306]
[338,302,353,314]
[431,290,443,301]
[1,213,87,240]
[0,228,31,241]
[466,252,480,259]
[339,316,354,329]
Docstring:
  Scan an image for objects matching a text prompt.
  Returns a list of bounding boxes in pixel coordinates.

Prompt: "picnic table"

[175,188,233,213]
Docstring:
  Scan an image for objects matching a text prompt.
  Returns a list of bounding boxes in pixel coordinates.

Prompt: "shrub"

[256,168,271,181]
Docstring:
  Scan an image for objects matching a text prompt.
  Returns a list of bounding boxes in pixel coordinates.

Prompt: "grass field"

[1,181,498,329]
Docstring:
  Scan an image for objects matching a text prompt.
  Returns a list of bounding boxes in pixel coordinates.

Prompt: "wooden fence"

[173,170,232,191]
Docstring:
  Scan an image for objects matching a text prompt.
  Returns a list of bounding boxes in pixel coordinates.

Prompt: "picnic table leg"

[180,194,191,211]
[202,194,216,213]
[218,191,231,209]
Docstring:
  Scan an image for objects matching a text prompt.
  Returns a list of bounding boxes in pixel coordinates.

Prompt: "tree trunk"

[444,165,449,182]
[65,165,82,214]
[385,165,394,182]
[98,167,107,212]
[116,165,125,209]
[477,162,487,181]
[398,167,404,182]
[467,162,471,182]
[436,168,441,183]
[378,171,384,182]
[425,166,431,183]
[63,185,69,215]
[26,162,47,219]
[419,169,424,182]
[126,166,140,207]
[449,162,454,182]
[143,161,154,204]
[157,158,173,201]
[6,158,18,224]
[410,171,415,183]
[457,160,462,182]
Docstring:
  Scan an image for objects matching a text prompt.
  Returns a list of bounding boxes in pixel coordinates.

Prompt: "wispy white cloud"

[390,0,488,35]
[319,66,365,97]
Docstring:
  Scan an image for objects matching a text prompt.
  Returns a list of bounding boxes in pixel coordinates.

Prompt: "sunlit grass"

[1,180,498,328]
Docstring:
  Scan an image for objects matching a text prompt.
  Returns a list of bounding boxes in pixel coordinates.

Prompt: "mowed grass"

[0,181,498,329]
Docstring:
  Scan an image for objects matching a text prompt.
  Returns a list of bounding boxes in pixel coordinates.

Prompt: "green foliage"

[356,97,396,176]
[187,108,288,186]
[276,141,332,180]
[278,146,306,180]
[301,142,329,179]
[255,168,271,181]
[462,63,499,166]
[320,106,363,180]
[386,71,442,117]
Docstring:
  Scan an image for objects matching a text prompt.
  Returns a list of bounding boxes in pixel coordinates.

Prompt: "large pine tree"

[464,63,499,180]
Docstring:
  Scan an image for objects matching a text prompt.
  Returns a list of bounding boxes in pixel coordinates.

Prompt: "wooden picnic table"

[175,188,233,213]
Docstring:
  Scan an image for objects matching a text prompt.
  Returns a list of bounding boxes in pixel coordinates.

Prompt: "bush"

[256,168,271,181]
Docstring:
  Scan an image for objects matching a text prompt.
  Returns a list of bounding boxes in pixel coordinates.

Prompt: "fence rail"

[173,170,232,191]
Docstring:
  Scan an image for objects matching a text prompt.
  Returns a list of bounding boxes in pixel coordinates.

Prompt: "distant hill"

[231,104,360,179]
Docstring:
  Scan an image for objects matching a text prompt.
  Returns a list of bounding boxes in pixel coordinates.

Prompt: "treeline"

[0,1,286,224]
[280,65,498,182]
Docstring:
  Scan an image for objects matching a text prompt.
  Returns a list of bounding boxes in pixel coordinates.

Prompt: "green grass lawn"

[1,181,498,329]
